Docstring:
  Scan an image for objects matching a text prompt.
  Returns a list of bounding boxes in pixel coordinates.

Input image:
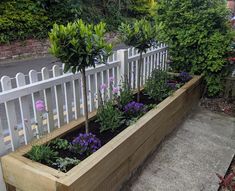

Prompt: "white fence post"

[117,49,128,84]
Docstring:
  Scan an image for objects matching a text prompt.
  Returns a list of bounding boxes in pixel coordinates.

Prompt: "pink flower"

[100,84,107,90]
[35,100,45,112]
[112,87,119,94]
[109,76,114,83]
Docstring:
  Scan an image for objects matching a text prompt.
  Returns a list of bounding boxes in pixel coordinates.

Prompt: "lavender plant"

[71,133,101,156]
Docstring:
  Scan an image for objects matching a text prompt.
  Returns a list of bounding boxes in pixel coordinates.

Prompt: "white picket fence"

[0,44,168,190]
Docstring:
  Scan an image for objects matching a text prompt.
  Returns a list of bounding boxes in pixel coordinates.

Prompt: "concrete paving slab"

[122,107,235,191]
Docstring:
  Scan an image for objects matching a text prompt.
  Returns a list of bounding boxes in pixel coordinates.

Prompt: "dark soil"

[200,98,235,117]
[25,76,187,172]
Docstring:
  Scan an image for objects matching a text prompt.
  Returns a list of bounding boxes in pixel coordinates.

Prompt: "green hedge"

[0,0,155,44]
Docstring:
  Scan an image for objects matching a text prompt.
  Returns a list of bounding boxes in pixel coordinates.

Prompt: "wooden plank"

[41,67,55,133]
[53,65,65,128]
[73,78,81,120]
[16,73,34,144]
[1,76,20,151]
[1,156,58,191]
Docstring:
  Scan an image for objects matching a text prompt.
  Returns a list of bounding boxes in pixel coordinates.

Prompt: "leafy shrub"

[119,19,157,102]
[145,69,172,101]
[124,101,146,118]
[128,0,157,19]
[26,145,58,164]
[50,138,70,150]
[71,133,101,156]
[53,157,80,172]
[156,0,234,96]
[0,0,50,43]
[96,101,124,132]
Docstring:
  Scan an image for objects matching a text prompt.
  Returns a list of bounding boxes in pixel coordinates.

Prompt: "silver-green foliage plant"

[96,101,125,133]
[53,157,80,172]
[49,19,112,133]
[145,69,172,101]
[156,0,234,96]
[119,19,157,102]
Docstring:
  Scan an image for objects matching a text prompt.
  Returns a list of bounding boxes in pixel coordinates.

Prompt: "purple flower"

[124,101,145,117]
[100,83,107,90]
[72,133,101,156]
[167,82,177,90]
[179,72,192,83]
[112,87,119,94]
[109,76,115,83]
[35,100,45,112]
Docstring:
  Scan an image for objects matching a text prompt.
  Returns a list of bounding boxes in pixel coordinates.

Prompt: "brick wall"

[0,39,50,61]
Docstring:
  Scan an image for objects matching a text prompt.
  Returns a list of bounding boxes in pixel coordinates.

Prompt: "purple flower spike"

[35,100,45,112]
[100,83,107,90]
[109,76,115,83]
[112,87,119,94]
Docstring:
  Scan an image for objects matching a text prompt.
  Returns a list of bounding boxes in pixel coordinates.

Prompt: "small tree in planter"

[119,19,157,102]
[49,19,112,133]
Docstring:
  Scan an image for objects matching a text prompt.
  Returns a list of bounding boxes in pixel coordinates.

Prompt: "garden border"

[1,75,203,191]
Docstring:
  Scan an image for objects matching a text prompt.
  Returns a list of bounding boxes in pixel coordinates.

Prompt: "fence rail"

[0,44,168,190]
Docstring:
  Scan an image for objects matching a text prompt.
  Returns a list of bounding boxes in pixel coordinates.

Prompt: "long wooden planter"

[1,76,203,191]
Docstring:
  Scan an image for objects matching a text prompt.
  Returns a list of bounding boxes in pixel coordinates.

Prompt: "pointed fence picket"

[0,44,168,190]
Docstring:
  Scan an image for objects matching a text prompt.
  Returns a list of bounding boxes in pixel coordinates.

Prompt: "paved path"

[122,107,235,191]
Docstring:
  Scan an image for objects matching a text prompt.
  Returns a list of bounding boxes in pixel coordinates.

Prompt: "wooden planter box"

[1,76,203,191]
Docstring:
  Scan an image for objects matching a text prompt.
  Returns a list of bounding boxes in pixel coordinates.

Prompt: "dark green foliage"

[50,138,70,150]
[96,101,124,132]
[156,0,234,96]
[145,69,172,101]
[49,20,112,73]
[119,19,157,53]
[128,0,157,19]
[26,145,58,164]
[0,0,49,43]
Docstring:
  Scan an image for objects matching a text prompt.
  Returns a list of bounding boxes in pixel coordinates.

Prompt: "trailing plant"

[96,101,125,133]
[71,133,101,156]
[53,157,80,172]
[156,0,234,96]
[26,145,58,164]
[119,19,157,102]
[145,69,172,101]
[50,138,70,150]
[49,19,112,133]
